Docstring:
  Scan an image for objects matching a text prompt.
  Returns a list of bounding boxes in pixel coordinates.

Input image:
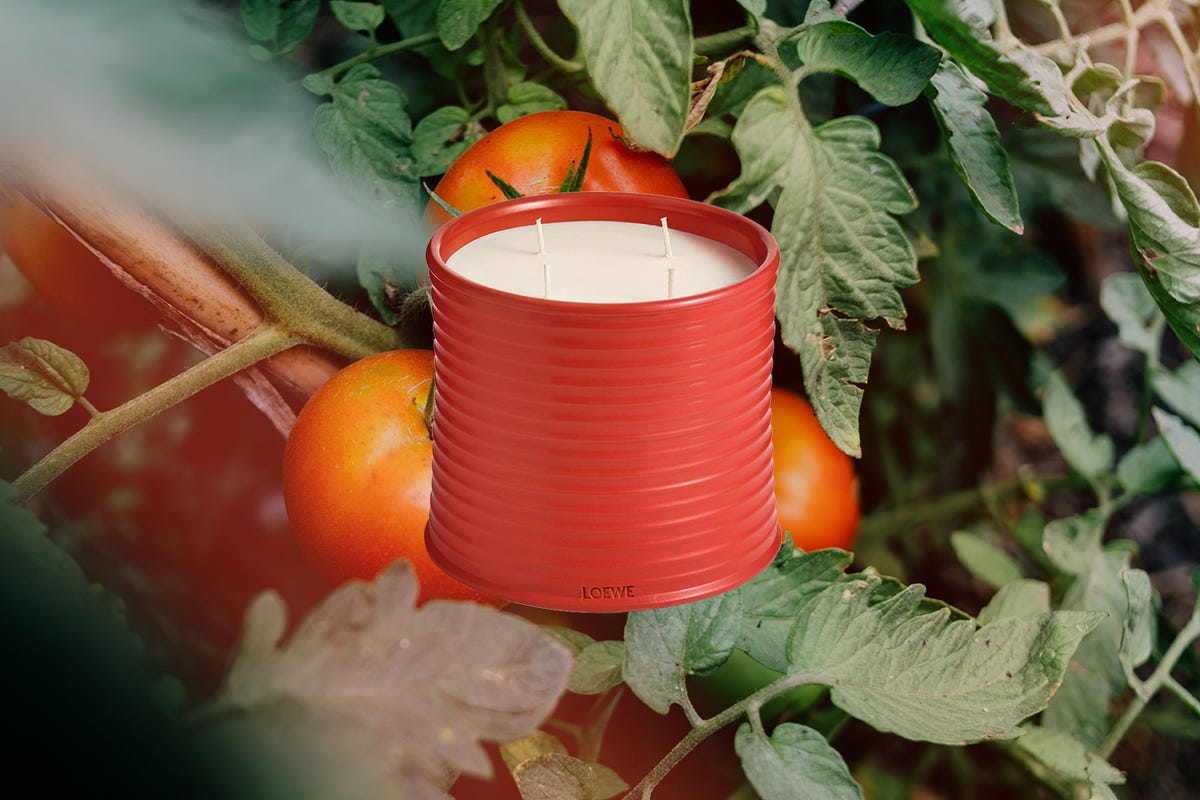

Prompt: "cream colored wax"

[444,219,755,303]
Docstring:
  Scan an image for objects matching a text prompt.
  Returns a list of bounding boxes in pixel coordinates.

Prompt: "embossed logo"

[580,585,636,600]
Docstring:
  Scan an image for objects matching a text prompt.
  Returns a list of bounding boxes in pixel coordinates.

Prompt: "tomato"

[770,387,860,551]
[282,349,497,604]
[425,110,689,227]
[0,188,158,333]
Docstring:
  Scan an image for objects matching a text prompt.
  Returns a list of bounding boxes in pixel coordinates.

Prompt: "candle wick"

[535,217,547,258]
[660,217,673,259]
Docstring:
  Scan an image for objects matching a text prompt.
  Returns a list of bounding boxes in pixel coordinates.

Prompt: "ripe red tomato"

[771,387,860,551]
[0,189,158,333]
[425,110,689,226]
[282,349,498,605]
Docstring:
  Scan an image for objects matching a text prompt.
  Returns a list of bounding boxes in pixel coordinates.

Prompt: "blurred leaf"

[1043,370,1114,484]
[737,547,855,671]
[1042,510,1106,578]
[735,722,863,800]
[0,337,90,416]
[1119,567,1155,673]
[977,580,1052,625]
[512,753,627,800]
[501,730,569,771]
[786,575,1103,744]
[1152,360,1200,429]
[1116,436,1183,495]
[541,625,596,656]
[313,64,420,210]
[381,0,439,37]
[497,82,568,124]
[1014,725,1124,799]
[569,641,625,695]
[1153,407,1200,482]
[793,21,940,106]
[213,563,573,797]
[558,0,691,156]
[950,531,1023,589]
[331,1,386,34]
[1099,272,1163,357]
[925,59,1022,232]
[437,0,505,50]
[412,105,476,176]
[624,592,742,713]
[712,88,919,455]
[240,0,320,55]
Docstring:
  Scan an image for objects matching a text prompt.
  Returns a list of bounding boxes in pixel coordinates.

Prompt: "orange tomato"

[425,110,689,227]
[770,387,860,551]
[282,349,497,604]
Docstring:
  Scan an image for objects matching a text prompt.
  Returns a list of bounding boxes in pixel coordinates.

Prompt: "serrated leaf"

[738,547,855,671]
[1043,370,1114,483]
[925,59,1023,232]
[412,106,476,176]
[214,562,572,796]
[950,531,1023,589]
[331,1,386,34]
[497,82,569,125]
[1153,407,1200,482]
[785,576,1103,744]
[558,0,691,157]
[1015,725,1125,797]
[240,0,320,55]
[977,579,1052,625]
[623,592,743,713]
[1152,360,1200,429]
[794,21,940,106]
[0,337,90,416]
[734,722,863,800]
[314,64,419,210]
[711,87,918,455]
[1116,436,1182,494]
[437,0,505,50]
[570,640,625,695]
[1099,271,1163,356]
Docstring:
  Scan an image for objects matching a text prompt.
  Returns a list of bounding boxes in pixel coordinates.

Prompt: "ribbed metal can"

[425,192,780,611]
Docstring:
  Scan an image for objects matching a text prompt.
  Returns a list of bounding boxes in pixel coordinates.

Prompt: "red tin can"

[425,192,780,611]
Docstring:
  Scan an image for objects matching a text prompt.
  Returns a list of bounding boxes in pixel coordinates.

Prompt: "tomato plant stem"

[11,324,302,503]
[515,1,583,73]
[318,32,440,82]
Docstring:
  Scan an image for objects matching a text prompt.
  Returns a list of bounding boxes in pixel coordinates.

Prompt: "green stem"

[1099,600,1200,758]
[11,324,302,503]
[318,32,440,82]
[187,224,406,360]
[619,672,820,800]
[515,1,582,73]
[693,26,756,56]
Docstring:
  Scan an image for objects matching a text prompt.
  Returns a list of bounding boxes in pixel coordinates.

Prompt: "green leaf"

[497,82,569,125]
[734,722,863,800]
[1042,370,1114,484]
[785,575,1103,744]
[412,106,476,177]
[356,241,422,325]
[381,0,439,37]
[950,531,1023,590]
[313,64,420,210]
[1015,725,1125,798]
[330,1,386,34]
[1042,510,1106,578]
[1152,360,1200,429]
[711,87,919,455]
[1153,407,1200,483]
[904,0,1092,131]
[214,562,573,796]
[1116,436,1182,495]
[570,641,625,695]
[623,592,743,713]
[1119,567,1155,673]
[794,21,941,106]
[977,579,1051,625]
[437,0,506,50]
[240,0,320,55]
[925,59,1023,233]
[1099,271,1163,357]
[737,547,855,671]
[0,337,90,416]
[558,0,692,156]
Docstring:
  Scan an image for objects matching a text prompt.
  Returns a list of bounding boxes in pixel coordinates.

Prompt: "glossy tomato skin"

[282,350,497,605]
[0,189,158,333]
[770,387,860,551]
[425,110,689,226]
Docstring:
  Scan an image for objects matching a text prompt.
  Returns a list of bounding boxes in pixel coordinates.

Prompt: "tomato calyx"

[425,127,595,219]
